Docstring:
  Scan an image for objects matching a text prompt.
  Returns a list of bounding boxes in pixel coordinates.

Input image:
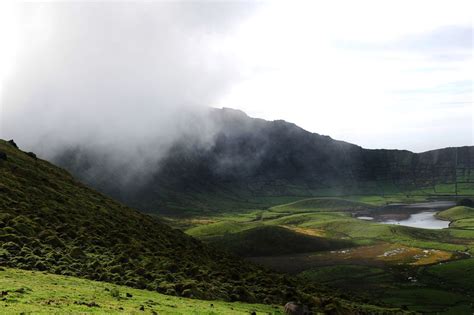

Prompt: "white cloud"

[0,1,472,154]
[214,0,473,152]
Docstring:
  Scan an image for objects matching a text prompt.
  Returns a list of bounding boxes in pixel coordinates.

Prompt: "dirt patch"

[249,243,454,273]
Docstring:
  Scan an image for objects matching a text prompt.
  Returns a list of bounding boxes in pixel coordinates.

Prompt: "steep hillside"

[0,139,308,304]
[55,108,474,215]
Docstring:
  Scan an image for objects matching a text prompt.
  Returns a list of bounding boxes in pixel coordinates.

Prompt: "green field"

[175,197,474,313]
[0,268,283,314]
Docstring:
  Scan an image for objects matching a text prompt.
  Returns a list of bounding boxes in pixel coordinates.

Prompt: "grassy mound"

[0,140,305,304]
[437,206,474,230]
[207,225,353,257]
[437,206,474,221]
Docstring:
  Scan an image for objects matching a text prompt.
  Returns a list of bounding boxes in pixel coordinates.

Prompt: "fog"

[0,2,257,183]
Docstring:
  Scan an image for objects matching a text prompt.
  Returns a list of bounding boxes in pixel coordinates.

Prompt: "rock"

[74,300,99,307]
[7,140,18,149]
[26,152,37,160]
[284,302,311,315]
[87,301,99,307]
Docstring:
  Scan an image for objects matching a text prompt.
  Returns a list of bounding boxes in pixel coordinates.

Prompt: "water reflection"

[380,211,449,229]
[355,201,454,229]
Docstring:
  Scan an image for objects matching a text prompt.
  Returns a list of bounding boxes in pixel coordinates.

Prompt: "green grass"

[0,139,312,304]
[269,197,374,213]
[206,225,353,257]
[3,138,473,313]
[437,206,474,222]
[381,288,472,314]
[180,197,474,313]
[298,265,385,283]
[0,268,283,314]
[424,258,474,291]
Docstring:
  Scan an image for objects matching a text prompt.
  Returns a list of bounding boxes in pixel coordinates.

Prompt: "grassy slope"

[0,268,282,314]
[437,206,474,229]
[0,139,307,304]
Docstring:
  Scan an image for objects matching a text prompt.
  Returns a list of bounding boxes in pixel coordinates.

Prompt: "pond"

[379,211,450,229]
[356,201,455,230]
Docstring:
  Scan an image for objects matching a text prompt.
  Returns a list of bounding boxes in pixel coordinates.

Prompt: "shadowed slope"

[207,225,354,257]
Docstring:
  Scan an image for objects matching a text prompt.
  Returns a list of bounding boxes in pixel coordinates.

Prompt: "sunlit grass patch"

[0,268,283,314]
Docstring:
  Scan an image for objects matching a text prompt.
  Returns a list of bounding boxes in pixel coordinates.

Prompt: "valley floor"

[172,195,474,314]
[0,268,283,314]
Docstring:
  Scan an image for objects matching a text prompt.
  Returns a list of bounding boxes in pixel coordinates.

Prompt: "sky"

[0,0,473,153]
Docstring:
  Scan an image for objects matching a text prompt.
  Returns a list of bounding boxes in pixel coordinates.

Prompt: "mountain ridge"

[52,107,474,215]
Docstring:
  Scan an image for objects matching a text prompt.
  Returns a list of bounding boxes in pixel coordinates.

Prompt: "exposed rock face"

[7,139,18,149]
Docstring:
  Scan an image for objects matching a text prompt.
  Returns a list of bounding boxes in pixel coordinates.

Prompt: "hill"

[206,225,353,257]
[54,108,474,215]
[0,139,306,304]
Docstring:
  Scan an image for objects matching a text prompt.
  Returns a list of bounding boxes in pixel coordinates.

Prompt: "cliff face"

[54,108,474,214]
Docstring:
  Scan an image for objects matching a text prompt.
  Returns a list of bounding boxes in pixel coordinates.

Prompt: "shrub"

[69,247,85,259]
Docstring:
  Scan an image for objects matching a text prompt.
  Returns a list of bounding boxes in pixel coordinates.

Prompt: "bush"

[69,247,85,259]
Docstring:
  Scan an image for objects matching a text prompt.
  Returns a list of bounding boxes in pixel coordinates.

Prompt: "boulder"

[284,302,311,315]
[7,140,18,149]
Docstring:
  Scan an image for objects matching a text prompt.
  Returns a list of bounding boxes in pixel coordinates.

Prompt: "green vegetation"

[269,197,374,213]
[177,195,474,313]
[1,139,407,313]
[381,288,472,314]
[0,267,283,314]
[206,225,353,257]
[0,140,308,304]
[299,265,385,283]
[437,206,474,220]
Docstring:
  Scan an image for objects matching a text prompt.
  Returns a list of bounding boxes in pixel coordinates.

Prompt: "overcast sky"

[0,1,472,153]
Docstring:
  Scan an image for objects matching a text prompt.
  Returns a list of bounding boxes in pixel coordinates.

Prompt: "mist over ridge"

[0,2,259,184]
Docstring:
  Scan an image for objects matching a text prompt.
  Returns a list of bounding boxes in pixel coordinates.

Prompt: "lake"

[379,211,450,229]
[356,201,455,230]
